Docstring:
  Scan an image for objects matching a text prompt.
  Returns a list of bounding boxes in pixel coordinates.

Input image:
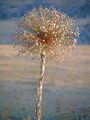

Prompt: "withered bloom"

[15,7,79,61]
[15,7,79,120]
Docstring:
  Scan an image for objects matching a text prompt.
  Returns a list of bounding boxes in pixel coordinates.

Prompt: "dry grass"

[0,45,90,86]
[1,107,90,120]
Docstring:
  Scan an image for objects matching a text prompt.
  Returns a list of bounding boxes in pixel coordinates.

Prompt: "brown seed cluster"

[15,7,79,61]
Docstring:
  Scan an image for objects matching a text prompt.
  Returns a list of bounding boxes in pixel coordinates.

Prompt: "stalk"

[36,51,45,120]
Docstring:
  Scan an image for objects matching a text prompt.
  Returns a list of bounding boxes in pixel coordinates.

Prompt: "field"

[0,45,90,120]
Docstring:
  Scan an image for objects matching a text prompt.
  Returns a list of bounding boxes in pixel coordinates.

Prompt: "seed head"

[15,7,79,61]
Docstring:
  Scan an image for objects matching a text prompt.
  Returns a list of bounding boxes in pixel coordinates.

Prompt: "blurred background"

[0,0,90,44]
[0,0,90,120]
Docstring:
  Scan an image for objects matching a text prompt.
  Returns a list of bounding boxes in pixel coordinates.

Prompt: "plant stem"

[36,52,45,120]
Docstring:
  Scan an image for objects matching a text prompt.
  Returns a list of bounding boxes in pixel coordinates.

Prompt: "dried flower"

[15,7,79,61]
[14,7,79,120]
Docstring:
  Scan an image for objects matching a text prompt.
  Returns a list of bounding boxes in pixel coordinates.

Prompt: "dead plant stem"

[36,51,45,120]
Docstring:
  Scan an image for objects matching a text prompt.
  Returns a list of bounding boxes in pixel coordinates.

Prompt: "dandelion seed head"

[15,7,79,61]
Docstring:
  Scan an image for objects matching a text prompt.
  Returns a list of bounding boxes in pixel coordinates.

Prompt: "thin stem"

[36,51,45,120]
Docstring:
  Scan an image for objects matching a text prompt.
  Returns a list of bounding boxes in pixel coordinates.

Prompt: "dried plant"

[14,7,79,120]
[2,111,14,120]
[22,116,32,120]
[55,98,62,114]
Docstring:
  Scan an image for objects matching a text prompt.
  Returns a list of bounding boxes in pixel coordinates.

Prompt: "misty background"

[0,0,90,44]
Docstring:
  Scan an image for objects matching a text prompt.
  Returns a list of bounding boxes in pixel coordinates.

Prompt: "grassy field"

[0,45,90,120]
[0,45,90,85]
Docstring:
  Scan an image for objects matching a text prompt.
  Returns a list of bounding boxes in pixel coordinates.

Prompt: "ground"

[0,45,90,119]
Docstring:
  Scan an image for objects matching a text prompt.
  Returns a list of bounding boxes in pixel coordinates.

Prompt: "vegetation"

[1,107,90,120]
[14,7,79,120]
